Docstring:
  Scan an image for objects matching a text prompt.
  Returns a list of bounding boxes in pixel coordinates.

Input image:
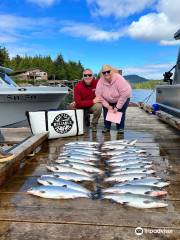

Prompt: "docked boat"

[0,66,69,127]
[156,29,180,118]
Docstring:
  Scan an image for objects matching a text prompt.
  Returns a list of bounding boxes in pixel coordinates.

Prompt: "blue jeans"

[103,98,130,130]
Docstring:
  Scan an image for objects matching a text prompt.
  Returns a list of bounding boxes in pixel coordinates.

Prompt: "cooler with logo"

[26,109,84,139]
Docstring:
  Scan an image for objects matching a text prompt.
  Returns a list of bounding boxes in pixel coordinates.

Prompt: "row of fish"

[27,140,169,208]
[27,141,100,199]
[101,140,169,208]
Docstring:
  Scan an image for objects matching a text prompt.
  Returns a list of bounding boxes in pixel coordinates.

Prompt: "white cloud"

[60,22,125,41]
[0,14,55,44]
[127,0,180,45]
[160,40,180,46]
[7,44,48,58]
[27,0,59,7]
[123,62,174,79]
[87,0,156,18]
[86,0,180,45]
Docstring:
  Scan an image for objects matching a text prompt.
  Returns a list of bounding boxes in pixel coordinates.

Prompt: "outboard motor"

[163,65,176,85]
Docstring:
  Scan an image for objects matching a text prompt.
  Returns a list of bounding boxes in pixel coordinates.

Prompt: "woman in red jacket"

[74,69,102,132]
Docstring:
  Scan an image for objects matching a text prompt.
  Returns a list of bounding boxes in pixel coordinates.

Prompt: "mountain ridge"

[124,74,149,83]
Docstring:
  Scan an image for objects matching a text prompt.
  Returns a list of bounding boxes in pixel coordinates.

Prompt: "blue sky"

[0,0,180,79]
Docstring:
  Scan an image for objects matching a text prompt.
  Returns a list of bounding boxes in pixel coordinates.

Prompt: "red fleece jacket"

[74,79,98,108]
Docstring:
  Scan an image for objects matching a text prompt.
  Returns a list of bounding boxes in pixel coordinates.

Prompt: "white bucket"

[26,109,84,139]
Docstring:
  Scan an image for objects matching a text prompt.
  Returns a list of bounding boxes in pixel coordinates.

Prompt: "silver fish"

[102,184,167,196]
[37,176,91,194]
[115,177,170,188]
[111,168,155,175]
[108,160,152,166]
[27,185,90,199]
[64,146,98,151]
[107,153,148,158]
[55,159,96,166]
[111,163,152,170]
[108,157,148,163]
[46,164,91,176]
[102,146,126,150]
[58,155,98,161]
[63,148,101,154]
[104,139,137,146]
[42,173,93,182]
[61,151,99,157]
[57,162,103,174]
[103,151,147,157]
[104,173,148,183]
[103,193,168,208]
[65,141,99,146]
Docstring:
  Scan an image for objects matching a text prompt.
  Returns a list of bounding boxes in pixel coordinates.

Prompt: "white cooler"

[26,109,84,139]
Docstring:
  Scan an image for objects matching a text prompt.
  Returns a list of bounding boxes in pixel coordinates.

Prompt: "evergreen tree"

[54,54,67,80]
[0,46,84,81]
[0,46,10,66]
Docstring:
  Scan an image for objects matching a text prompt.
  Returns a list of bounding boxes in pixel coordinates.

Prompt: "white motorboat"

[0,66,69,127]
[156,29,180,118]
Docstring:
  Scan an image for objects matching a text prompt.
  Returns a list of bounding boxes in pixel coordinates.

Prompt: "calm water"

[131,89,156,105]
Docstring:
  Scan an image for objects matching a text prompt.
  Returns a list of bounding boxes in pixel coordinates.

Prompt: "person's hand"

[107,105,113,111]
[93,97,102,103]
[113,107,118,113]
[69,101,76,109]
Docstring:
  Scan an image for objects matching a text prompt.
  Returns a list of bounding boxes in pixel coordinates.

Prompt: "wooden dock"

[0,106,179,240]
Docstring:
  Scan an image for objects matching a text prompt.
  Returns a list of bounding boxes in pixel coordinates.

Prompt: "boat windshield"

[0,72,17,87]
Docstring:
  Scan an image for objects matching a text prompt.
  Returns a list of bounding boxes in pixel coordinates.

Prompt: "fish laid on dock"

[37,176,91,194]
[62,149,101,155]
[42,173,93,182]
[107,156,148,163]
[60,151,99,158]
[56,162,103,174]
[108,159,151,166]
[27,185,90,199]
[55,159,96,166]
[103,193,168,208]
[111,163,152,170]
[58,154,99,161]
[104,173,148,183]
[111,168,155,175]
[102,184,167,197]
[46,164,91,176]
[115,177,170,188]
[103,139,137,146]
[65,141,99,146]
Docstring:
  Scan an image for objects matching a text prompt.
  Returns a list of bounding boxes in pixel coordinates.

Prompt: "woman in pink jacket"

[96,64,132,133]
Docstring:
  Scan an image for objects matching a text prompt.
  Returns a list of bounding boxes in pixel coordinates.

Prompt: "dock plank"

[0,222,179,240]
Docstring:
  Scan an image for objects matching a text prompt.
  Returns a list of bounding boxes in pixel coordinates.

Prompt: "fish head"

[143,200,168,208]
[37,178,53,186]
[27,187,46,197]
[150,190,168,197]
[47,165,59,172]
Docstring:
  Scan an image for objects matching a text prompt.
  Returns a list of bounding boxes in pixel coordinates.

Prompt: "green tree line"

[0,46,84,80]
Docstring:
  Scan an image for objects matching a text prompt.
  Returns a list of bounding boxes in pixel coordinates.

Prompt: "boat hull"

[0,87,68,127]
[156,84,180,117]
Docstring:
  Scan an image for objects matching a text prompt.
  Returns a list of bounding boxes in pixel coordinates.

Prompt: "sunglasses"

[102,70,111,75]
[83,74,93,78]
